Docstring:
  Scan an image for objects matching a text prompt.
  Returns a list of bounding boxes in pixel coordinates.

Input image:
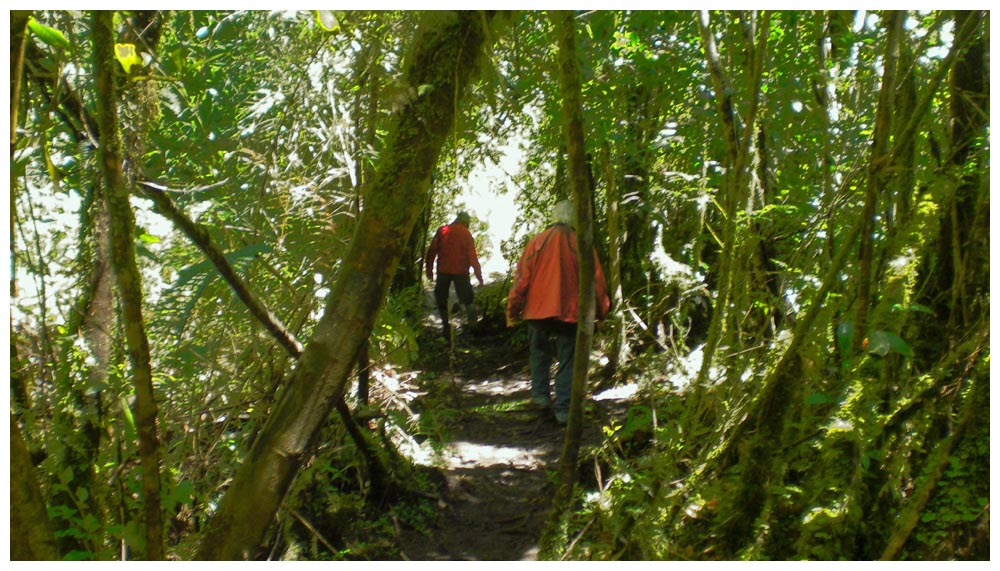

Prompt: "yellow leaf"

[316,11,339,32]
[115,43,142,74]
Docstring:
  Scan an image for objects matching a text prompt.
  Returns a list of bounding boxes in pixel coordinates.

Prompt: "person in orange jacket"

[506,199,610,425]
[426,211,484,340]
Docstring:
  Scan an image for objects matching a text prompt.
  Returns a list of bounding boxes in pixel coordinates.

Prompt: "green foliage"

[372,287,423,366]
[11,8,989,562]
[27,16,71,50]
[902,369,989,559]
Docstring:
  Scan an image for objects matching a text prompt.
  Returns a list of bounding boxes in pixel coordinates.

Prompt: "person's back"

[426,211,483,339]
[509,223,609,324]
[430,221,479,276]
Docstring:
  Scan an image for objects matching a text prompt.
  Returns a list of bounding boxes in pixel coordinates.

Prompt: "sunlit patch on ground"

[462,377,532,397]
[445,441,549,470]
[592,382,639,401]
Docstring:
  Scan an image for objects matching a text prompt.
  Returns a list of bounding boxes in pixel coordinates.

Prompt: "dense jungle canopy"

[9,9,989,561]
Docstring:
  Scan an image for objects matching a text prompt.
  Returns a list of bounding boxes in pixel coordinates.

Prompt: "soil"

[394,319,630,561]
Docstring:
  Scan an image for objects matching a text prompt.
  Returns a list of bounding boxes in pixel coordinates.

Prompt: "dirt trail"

[396,326,625,561]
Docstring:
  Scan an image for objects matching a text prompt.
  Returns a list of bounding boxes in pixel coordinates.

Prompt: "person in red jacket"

[426,211,484,340]
[506,199,610,425]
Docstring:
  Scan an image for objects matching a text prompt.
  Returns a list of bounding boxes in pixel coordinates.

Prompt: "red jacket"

[426,222,483,283]
[507,224,610,324]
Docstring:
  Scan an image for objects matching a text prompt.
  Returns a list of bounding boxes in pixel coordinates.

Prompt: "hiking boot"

[530,396,552,410]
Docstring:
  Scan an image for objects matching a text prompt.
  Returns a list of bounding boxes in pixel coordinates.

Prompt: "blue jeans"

[527,319,577,415]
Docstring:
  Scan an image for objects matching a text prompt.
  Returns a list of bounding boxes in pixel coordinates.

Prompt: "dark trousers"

[434,273,474,335]
[527,319,577,415]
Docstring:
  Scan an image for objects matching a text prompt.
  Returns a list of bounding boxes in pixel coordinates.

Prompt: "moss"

[900,371,989,560]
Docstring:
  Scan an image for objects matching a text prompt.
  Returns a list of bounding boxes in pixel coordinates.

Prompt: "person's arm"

[469,235,484,286]
[425,229,441,279]
[506,232,543,324]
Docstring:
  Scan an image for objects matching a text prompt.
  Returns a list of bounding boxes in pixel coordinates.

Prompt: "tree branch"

[138,182,304,359]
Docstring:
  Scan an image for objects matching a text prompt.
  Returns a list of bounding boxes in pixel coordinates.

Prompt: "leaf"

[63,550,91,561]
[174,242,273,288]
[867,330,912,358]
[892,302,935,315]
[80,514,101,533]
[138,233,161,244]
[866,332,890,357]
[805,392,836,406]
[115,43,143,74]
[174,273,213,335]
[48,504,76,520]
[120,396,137,442]
[417,84,435,97]
[27,17,71,51]
[162,479,196,511]
[907,303,935,314]
[836,321,854,359]
[316,10,340,32]
[76,486,90,503]
[121,520,146,553]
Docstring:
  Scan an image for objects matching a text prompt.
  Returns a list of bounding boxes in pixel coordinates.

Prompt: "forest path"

[395,317,627,561]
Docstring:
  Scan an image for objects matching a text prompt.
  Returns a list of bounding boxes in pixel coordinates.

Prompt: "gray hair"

[550,199,575,226]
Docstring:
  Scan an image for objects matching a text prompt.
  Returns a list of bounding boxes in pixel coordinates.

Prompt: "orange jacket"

[507,224,611,324]
[426,222,483,283]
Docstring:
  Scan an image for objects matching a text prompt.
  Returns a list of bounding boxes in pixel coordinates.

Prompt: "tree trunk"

[540,10,597,558]
[878,331,986,560]
[49,188,114,555]
[724,12,773,378]
[10,10,31,409]
[196,11,493,560]
[91,10,165,560]
[10,10,30,153]
[600,142,626,376]
[691,11,741,394]
[11,413,60,560]
[853,11,902,352]
[709,214,863,554]
[925,10,988,335]
[814,11,843,364]
[691,11,768,405]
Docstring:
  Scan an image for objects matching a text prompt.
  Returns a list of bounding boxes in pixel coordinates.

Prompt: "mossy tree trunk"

[9,11,60,561]
[196,11,495,560]
[917,10,989,344]
[600,141,627,376]
[852,12,902,352]
[708,13,899,555]
[10,9,31,409]
[11,413,61,560]
[49,189,115,555]
[91,10,165,560]
[690,10,769,415]
[540,10,597,559]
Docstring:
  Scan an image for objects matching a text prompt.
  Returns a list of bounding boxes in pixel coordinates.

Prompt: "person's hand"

[506,311,521,327]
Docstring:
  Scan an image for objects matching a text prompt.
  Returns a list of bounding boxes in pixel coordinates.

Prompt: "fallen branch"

[288,508,339,556]
[138,181,304,359]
